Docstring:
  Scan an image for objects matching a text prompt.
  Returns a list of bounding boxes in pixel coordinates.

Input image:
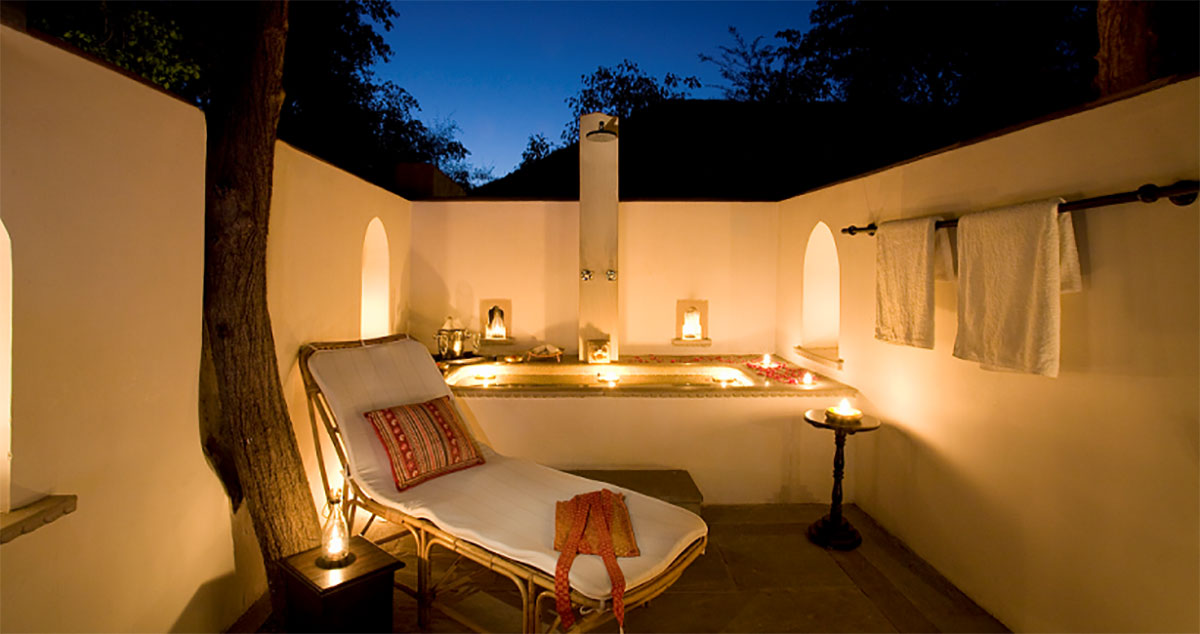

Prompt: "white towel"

[875,217,953,349]
[953,198,1079,377]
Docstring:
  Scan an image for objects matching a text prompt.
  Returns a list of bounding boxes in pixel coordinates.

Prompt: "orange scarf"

[553,489,639,630]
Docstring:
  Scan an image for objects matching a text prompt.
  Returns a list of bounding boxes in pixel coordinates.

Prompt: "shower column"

[578,112,619,361]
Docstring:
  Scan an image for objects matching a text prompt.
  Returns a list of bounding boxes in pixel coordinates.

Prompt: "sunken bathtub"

[445,354,862,504]
[444,353,852,397]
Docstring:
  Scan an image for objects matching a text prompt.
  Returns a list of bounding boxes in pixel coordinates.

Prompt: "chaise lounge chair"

[299,334,708,632]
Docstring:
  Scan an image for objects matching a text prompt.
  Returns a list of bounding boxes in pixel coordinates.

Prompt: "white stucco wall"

[465,394,845,505]
[409,200,580,353]
[0,27,416,633]
[620,201,778,354]
[410,200,778,356]
[267,142,412,517]
[776,78,1200,632]
[0,26,244,632]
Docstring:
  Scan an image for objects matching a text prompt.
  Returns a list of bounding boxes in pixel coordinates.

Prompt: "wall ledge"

[795,346,844,370]
[1,494,77,544]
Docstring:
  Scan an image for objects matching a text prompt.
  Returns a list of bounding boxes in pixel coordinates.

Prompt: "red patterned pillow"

[363,396,485,491]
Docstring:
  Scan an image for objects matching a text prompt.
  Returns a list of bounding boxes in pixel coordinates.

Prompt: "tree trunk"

[1095,0,1158,96]
[199,0,321,612]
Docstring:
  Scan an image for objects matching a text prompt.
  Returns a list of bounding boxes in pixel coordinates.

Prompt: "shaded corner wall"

[409,200,778,355]
[620,202,778,354]
[409,200,580,352]
[0,26,245,632]
[266,142,412,516]
[776,79,1199,632]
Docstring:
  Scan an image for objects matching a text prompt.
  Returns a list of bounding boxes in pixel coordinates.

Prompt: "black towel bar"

[840,180,1199,236]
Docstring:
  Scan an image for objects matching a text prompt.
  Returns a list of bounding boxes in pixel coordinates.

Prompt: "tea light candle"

[597,371,621,385]
[760,353,776,368]
[801,372,815,387]
[825,398,863,423]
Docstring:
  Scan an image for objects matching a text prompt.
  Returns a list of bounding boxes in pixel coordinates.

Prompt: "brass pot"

[435,328,479,359]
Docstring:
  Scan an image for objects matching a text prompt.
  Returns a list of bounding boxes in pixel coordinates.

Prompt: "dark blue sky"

[372,1,814,178]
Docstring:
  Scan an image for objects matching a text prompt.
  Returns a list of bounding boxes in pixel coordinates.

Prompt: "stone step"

[565,469,703,515]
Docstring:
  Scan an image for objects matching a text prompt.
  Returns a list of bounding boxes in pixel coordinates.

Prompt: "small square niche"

[672,299,711,347]
[480,299,514,345]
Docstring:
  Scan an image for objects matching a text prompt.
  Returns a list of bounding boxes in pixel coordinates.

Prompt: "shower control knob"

[606,269,617,281]
[580,269,593,281]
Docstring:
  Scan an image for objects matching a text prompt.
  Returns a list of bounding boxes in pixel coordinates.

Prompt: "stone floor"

[378,503,1008,633]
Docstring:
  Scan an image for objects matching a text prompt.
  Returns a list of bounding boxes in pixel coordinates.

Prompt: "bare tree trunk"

[199,0,321,613]
[1096,0,1158,95]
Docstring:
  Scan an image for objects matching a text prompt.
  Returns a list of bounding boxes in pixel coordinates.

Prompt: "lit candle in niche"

[681,306,702,340]
[485,304,506,340]
[802,372,815,387]
[825,398,863,423]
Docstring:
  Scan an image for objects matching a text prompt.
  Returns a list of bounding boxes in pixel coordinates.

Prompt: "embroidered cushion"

[363,396,485,491]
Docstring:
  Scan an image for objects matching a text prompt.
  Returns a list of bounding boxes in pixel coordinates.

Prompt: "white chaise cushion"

[306,338,708,600]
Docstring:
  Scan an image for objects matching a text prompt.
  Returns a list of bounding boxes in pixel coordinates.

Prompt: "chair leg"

[522,579,536,634]
[416,529,432,630]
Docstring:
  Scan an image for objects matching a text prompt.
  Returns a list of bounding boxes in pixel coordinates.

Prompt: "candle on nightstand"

[825,398,863,423]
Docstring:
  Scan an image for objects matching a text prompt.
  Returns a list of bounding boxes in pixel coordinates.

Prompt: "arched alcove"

[1,220,11,512]
[801,221,840,358]
[360,217,390,340]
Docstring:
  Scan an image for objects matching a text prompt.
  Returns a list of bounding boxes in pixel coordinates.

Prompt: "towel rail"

[840,180,1199,236]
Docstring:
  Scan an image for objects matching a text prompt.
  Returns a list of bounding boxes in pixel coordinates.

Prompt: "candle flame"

[761,353,775,367]
[681,308,702,340]
[802,372,814,386]
[831,398,859,416]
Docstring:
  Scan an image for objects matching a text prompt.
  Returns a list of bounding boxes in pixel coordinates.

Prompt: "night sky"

[372,1,815,179]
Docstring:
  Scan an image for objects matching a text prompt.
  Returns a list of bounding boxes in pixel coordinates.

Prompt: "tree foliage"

[562,59,700,143]
[28,1,486,192]
[57,7,201,91]
[703,1,1105,127]
[520,133,553,167]
[699,27,824,104]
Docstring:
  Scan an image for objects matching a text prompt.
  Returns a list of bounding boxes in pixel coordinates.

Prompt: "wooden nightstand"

[281,536,403,633]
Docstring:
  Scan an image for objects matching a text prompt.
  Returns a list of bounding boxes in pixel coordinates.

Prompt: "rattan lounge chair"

[299,334,708,633]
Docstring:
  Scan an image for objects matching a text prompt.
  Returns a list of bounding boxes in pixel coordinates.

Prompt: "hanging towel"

[875,217,954,348]
[953,198,1079,377]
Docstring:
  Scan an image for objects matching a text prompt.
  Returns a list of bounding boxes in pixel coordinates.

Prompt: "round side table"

[803,408,881,550]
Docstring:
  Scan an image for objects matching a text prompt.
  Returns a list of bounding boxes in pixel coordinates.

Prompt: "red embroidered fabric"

[362,396,485,491]
[554,489,635,630]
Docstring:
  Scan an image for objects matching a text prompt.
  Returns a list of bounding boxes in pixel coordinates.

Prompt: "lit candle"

[597,371,621,385]
[318,498,355,568]
[681,307,702,340]
[825,398,863,423]
[761,353,776,368]
[802,372,815,387]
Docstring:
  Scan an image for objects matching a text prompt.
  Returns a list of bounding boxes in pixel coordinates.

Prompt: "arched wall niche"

[360,217,390,340]
[799,221,841,366]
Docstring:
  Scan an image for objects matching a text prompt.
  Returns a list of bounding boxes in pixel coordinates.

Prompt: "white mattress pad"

[307,339,708,600]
